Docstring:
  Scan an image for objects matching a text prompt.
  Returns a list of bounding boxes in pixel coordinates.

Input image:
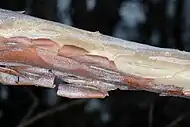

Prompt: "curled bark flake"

[36,48,91,77]
[58,45,89,57]
[0,66,22,77]
[7,36,32,46]
[15,67,55,87]
[0,72,20,85]
[71,55,117,70]
[32,38,60,51]
[0,47,51,68]
[57,84,108,98]
[60,76,119,92]
[17,72,55,88]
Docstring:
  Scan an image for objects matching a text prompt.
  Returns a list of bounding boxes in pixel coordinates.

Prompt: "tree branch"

[0,8,190,99]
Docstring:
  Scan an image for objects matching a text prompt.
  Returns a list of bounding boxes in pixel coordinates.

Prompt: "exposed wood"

[0,8,190,99]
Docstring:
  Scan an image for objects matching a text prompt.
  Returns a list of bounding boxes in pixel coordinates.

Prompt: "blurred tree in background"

[1,0,190,127]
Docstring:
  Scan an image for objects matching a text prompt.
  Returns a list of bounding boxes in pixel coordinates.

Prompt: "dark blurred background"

[1,0,190,127]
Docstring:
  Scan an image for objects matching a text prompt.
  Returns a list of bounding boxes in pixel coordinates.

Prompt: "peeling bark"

[0,8,190,99]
